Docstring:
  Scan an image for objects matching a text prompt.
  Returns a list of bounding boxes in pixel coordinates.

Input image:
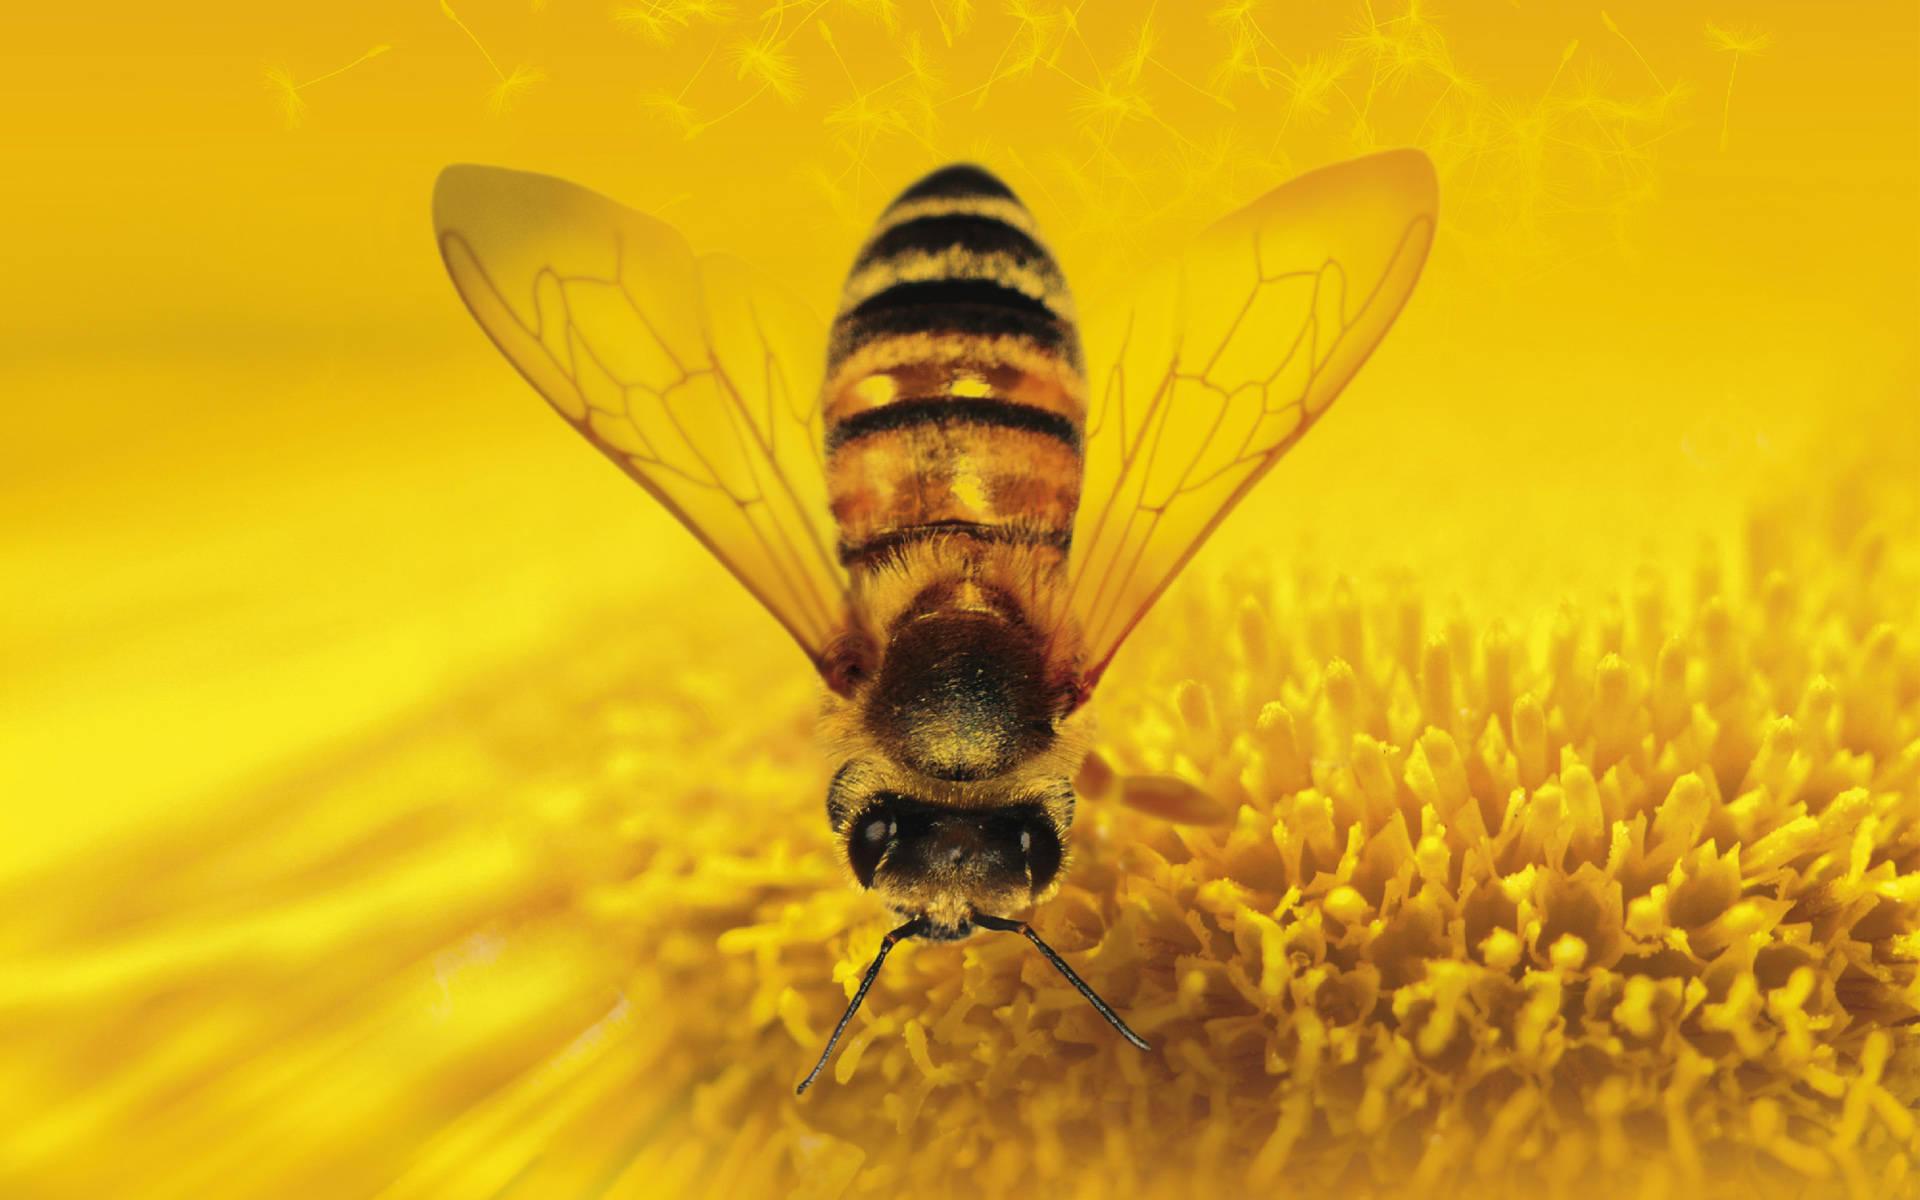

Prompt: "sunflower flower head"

[9,445,1915,1200]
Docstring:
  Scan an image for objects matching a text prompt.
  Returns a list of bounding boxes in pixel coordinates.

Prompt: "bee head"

[801,765,1147,1096]
[826,768,1072,933]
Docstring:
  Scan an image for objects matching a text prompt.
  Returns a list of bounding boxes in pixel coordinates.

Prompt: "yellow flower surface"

[5,462,1915,1199]
[2,2,1916,1198]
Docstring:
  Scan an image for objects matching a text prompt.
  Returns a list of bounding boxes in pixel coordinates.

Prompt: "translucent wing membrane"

[434,165,848,667]
[1070,149,1438,683]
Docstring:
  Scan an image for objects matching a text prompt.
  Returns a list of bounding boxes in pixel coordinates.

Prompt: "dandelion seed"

[261,44,390,129]
[729,34,802,102]
[628,0,733,31]
[826,91,904,153]
[1120,18,1153,87]
[1070,77,1151,142]
[1283,51,1347,124]
[1705,20,1771,151]
[262,66,310,128]
[443,1,542,113]
[838,0,899,33]
[641,89,704,137]
[441,0,502,77]
[487,63,545,114]
[1346,0,1464,92]
[1005,0,1066,76]
[1211,28,1270,92]
[1539,35,1579,102]
[817,19,851,80]
[612,3,676,43]
[804,160,860,229]
[1207,0,1264,33]
[901,30,941,92]
[1600,9,1680,109]
[1208,0,1281,90]
[928,0,972,46]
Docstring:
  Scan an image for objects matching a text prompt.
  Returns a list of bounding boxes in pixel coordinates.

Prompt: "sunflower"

[4,441,1914,1200]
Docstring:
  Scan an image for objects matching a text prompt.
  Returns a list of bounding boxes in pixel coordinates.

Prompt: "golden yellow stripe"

[822,331,1088,423]
[869,194,1039,239]
[838,247,1075,321]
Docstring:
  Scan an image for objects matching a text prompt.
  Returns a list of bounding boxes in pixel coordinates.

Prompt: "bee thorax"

[867,610,1055,780]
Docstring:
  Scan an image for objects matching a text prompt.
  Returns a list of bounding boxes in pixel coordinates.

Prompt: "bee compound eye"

[846,803,897,889]
[1023,819,1063,891]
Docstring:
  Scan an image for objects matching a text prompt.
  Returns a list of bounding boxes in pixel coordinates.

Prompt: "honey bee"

[433,151,1437,1092]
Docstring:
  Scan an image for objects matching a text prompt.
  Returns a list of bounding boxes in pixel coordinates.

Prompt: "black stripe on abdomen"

[837,520,1072,569]
[848,278,1057,322]
[827,300,1075,368]
[826,395,1080,454]
[893,164,1017,203]
[852,214,1050,276]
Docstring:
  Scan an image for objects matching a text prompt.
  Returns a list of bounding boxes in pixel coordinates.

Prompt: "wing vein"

[1067,150,1438,684]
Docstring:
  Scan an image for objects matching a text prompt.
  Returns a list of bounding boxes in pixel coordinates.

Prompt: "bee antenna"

[972,913,1151,1052]
[796,915,929,1096]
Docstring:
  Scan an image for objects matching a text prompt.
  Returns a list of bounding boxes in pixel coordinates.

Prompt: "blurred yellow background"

[1,2,1915,1193]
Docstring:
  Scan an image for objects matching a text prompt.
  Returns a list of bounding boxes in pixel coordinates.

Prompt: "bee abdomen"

[824,165,1087,574]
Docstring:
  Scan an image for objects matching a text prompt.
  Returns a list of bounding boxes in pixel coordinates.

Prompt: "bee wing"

[434,165,848,669]
[1069,149,1438,685]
